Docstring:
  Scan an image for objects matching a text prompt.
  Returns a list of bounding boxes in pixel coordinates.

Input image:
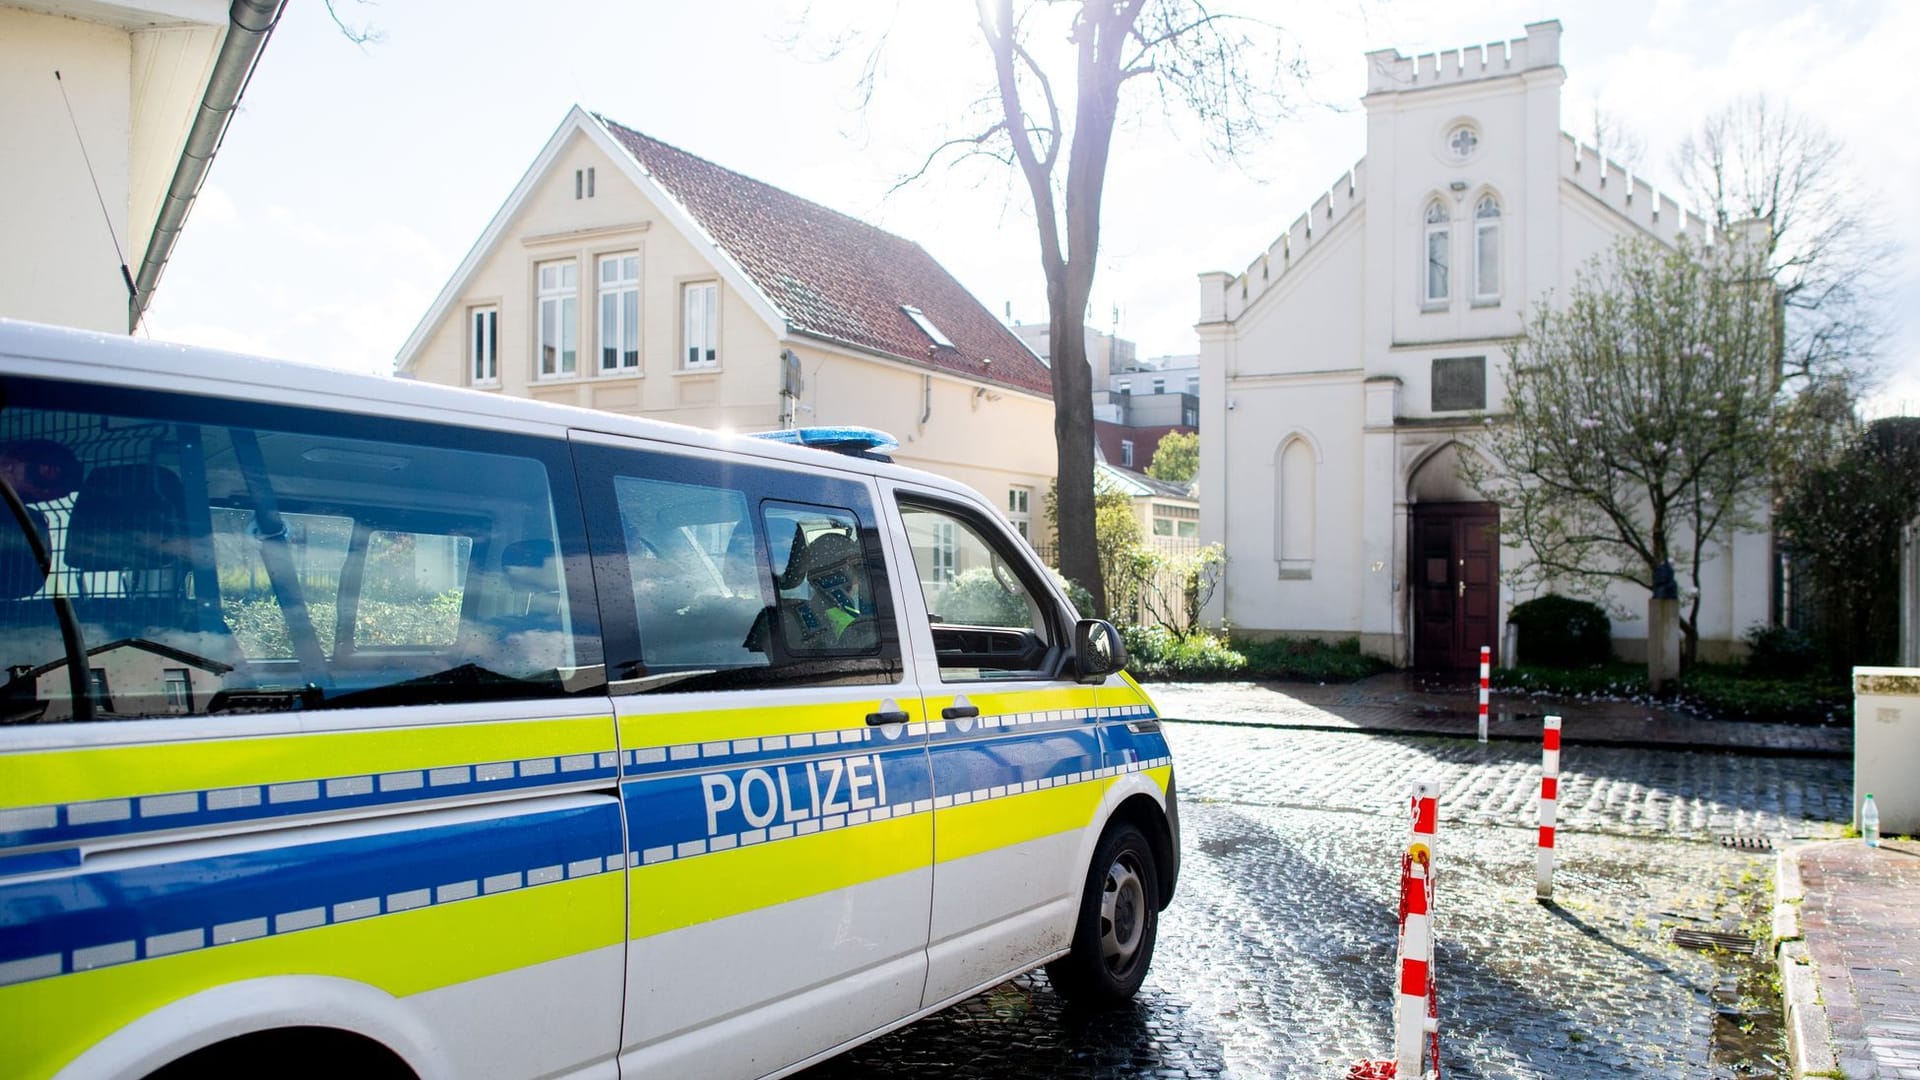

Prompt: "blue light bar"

[751,426,900,461]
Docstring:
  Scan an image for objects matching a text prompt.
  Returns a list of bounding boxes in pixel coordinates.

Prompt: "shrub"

[1508,595,1612,667]
[1121,625,1246,680]
[1742,624,1822,680]
[1235,635,1390,683]
[938,566,1034,626]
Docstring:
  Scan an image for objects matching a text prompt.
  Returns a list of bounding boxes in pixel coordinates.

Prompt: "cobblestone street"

[800,720,1853,1078]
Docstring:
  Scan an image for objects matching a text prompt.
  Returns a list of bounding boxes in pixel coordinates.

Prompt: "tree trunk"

[1038,2,1134,619]
[1049,286,1102,615]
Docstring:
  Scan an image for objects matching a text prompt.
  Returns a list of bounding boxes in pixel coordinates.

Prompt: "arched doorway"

[1407,443,1498,671]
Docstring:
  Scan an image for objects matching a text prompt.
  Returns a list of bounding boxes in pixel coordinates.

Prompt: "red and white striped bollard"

[1396,781,1440,1077]
[1476,646,1490,743]
[1537,714,1561,900]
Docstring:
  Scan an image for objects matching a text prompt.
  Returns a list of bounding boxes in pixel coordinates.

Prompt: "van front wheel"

[1046,822,1159,1005]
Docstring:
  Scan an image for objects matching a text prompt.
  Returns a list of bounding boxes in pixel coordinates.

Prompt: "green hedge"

[1508,595,1612,667]
[1677,664,1850,724]
[1492,660,1848,724]
[1235,636,1390,683]
[1493,662,1647,698]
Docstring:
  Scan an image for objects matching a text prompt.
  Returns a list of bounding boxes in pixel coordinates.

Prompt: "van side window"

[898,501,1057,680]
[576,443,899,692]
[0,377,599,723]
[762,503,878,655]
[610,475,768,673]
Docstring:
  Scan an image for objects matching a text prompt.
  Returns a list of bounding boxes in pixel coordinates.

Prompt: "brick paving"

[1798,839,1920,1079]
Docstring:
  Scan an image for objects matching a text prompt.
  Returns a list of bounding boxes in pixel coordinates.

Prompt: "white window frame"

[469,305,498,386]
[536,260,578,379]
[163,667,192,713]
[1473,195,1502,304]
[1120,439,1135,468]
[598,253,640,373]
[683,281,719,370]
[1007,486,1032,540]
[1423,200,1451,307]
[930,520,956,583]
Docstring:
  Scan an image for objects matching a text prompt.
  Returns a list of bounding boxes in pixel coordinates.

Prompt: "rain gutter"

[129,0,286,331]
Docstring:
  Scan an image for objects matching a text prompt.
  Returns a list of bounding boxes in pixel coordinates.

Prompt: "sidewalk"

[1144,671,1849,757]
[1143,673,1910,1077]
[1777,839,1920,1080]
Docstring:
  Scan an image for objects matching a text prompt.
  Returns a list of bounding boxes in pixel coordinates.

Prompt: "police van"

[0,319,1179,1080]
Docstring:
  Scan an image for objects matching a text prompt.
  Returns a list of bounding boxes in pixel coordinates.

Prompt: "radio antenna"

[54,70,139,307]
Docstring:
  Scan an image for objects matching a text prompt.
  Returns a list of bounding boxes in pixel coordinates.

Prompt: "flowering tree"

[1460,237,1781,668]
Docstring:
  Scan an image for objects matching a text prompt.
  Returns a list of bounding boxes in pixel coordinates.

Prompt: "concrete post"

[1854,668,1920,835]
[1648,597,1681,693]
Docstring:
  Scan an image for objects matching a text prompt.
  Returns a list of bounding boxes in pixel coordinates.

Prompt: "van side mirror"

[1073,619,1127,683]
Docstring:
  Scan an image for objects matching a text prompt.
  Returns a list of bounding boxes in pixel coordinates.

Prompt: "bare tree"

[1673,94,1887,392]
[324,1,384,47]
[815,1,1299,616]
[1461,237,1783,670]
[1585,99,1645,174]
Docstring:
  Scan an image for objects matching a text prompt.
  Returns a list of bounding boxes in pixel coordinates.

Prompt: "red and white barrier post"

[1536,714,1561,901]
[1396,781,1440,1078]
[1476,646,1490,743]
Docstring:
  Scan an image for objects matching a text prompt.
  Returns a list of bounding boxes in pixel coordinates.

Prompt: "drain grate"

[1716,834,1774,853]
[1672,928,1762,956]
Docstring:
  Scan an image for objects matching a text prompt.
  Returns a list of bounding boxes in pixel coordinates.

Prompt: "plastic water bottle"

[1862,793,1880,849]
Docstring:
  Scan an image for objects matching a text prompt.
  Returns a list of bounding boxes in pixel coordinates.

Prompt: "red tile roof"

[596,114,1053,398]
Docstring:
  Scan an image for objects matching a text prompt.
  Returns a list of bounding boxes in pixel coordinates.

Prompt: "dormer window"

[902,305,954,349]
[1423,200,1451,305]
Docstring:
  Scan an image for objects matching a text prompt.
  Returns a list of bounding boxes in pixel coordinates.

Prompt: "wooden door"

[1410,503,1499,670]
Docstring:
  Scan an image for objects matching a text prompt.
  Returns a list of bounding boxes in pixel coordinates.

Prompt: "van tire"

[1045,822,1158,1006]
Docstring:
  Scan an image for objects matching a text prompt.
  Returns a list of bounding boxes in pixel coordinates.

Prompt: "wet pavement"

[796,706,1851,1079]
[1797,839,1920,1079]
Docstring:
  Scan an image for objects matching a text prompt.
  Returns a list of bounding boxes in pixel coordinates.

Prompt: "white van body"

[0,320,1178,1080]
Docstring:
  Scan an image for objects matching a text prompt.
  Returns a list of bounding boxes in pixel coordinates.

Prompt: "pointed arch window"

[1276,436,1316,578]
[1473,195,1502,303]
[1423,200,1450,305]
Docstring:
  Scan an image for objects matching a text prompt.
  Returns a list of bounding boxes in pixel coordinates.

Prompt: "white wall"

[2,7,134,332]
[1203,22,1769,662]
[0,3,225,333]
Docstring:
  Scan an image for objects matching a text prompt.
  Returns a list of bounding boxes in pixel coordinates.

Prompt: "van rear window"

[0,377,599,723]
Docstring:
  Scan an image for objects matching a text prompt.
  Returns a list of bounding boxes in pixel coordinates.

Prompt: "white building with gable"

[1197,21,1772,670]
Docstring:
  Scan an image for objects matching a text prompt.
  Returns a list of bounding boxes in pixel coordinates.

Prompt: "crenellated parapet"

[1558,133,1708,246]
[1364,20,1562,96]
[1207,160,1366,324]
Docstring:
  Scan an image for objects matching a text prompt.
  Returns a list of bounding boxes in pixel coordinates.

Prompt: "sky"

[141,0,1920,412]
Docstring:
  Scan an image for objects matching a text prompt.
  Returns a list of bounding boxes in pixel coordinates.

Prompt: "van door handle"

[866,710,910,726]
[941,705,979,720]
